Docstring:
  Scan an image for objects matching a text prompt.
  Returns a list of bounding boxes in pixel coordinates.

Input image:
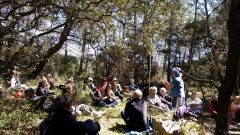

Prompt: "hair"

[132,89,142,99]
[149,86,157,91]
[66,84,73,94]
[129,78,134,82]
[54,95,73,112]
[160,87,166,93]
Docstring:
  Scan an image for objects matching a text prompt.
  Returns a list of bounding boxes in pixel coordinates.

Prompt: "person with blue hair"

[160,67,185,109]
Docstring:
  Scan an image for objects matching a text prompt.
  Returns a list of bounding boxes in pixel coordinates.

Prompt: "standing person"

[121,89,149,132]
[129,78,140,91]
[46,74,56,89]
[209,94,218,119]
[160,67,185,109]
[231,96,240,120]
[99,78,108,93]
[40,95,101,135]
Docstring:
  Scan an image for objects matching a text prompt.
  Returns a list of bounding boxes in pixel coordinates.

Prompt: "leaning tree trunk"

[29,21,74,79]
[215,0,240,134]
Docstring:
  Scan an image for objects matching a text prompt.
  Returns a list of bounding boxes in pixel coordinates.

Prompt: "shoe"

[93,111,106,119]
[105,105,111,108]
[111,105,116,108]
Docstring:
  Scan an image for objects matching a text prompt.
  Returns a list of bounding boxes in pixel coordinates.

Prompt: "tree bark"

[215,0,240,134]
[29,21,74,79]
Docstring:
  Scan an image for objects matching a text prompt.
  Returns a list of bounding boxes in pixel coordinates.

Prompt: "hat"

[102,78,108,81]
[88,77,93,81]
[24,88,36,94]
[112,77,117,81]
[124,86,129,89]
[172,67,182,77]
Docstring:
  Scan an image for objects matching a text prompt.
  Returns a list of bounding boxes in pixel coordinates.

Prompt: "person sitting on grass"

[147,86,170,111]
[46,74,56,89]
[122,86,133,101]
[39,95,101,135]
[159,87,172,109]
[186,91,203,115]
[209,94,218,119]
[129,78,140,91]
[112,82,123,101]
[25,88,55,114]
[36,80,51,96]
[231,95,240,120]
[121,89,149,132]
[100,83,119,107]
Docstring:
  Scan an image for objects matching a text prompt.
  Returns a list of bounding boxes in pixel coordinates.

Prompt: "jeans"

[100,100,119,107]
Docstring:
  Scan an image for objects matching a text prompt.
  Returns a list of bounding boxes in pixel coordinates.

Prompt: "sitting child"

[231,96,240,119]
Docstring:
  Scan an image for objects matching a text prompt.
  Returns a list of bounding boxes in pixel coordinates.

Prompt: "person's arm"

[159,80,174,90]
[147,95,155,105]
[209,102,217,114]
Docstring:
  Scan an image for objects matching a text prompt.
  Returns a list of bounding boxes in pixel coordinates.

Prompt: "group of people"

[5,67,240,134]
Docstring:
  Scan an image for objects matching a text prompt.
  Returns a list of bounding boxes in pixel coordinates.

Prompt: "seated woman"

[147,86,169,111]
[231,96,240,120]
[100,83,119,107]
[46,74,56,89]
[36,80,51,96]
[39,95,101,135]
[159,87,172,109]
[112,82,123,101]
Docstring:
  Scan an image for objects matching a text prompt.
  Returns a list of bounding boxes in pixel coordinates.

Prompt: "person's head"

[88,77,93,83]
[47,74,52,80]
[24,88,36,97]
[190,91,197,99]
[160,87,166,95]
[106,83,111,91]
[234,96,240,104]
[112,82,117,90]
[172,67,182,77]
[124,86,129,92]
[11,70,16,77]
[132,89,142,99]
[102,78,108,84]
[39,80,47,88]
[66,84,73,94]
[211,94,218,101]
[149,86,157,95]
[16,72,21,77]
[129,78,135,84]
[54,95,73,112]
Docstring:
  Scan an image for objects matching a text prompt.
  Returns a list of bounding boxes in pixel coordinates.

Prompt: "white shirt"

[186,97,202,106]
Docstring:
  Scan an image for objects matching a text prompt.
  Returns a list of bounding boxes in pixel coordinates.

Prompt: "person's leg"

[172,97,177,108]
[176,97,182,109]
[121,110,129,125]
[100,101,108,106]
[109,100,119,107]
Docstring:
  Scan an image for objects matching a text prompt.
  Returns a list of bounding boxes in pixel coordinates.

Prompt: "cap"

[24,88,36,94]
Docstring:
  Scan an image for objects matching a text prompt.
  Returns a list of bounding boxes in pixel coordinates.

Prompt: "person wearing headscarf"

[160,67,185,109]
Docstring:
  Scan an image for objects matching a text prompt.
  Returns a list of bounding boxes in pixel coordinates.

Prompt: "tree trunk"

[79,31,86,74]
[215,0,240,134]
[29,21,73,79]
